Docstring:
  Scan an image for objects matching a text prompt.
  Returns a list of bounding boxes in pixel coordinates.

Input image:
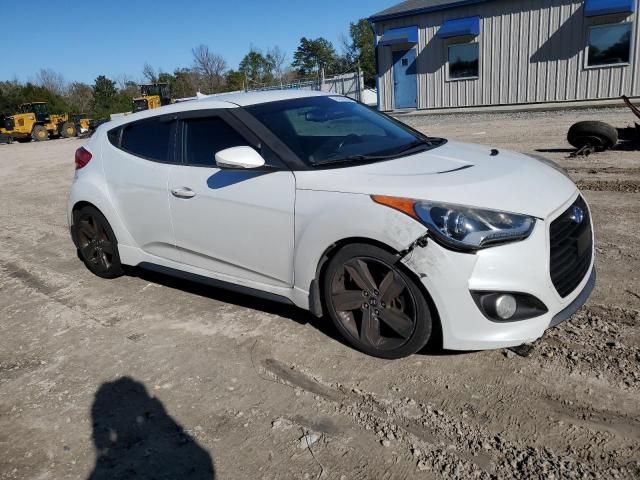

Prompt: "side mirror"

[215,146,266,169]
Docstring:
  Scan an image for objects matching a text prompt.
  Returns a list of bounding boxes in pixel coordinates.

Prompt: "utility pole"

[357,60,362,102]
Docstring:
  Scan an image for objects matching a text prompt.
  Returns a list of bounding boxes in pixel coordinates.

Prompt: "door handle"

[171,187,196,199]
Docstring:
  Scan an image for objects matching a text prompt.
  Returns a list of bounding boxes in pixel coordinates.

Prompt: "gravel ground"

[0,107,639,479]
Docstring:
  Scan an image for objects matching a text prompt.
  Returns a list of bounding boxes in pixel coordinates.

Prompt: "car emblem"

[570,206,584,224]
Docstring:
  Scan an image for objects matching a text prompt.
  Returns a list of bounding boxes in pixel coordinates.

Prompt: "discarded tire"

[568,121,618,151]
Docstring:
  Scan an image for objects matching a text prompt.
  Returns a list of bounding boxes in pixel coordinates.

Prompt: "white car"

[68,90,595,359]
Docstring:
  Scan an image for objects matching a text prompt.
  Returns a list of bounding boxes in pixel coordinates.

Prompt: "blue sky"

[2,0,392,85]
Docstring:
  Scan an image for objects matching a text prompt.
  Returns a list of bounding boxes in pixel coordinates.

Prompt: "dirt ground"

[0,107,638,479]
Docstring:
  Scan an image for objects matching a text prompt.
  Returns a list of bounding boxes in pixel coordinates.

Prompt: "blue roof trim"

[437,16,480,38]
[379,26,419,45]
[585,0,635,17]
[370,0,490,22]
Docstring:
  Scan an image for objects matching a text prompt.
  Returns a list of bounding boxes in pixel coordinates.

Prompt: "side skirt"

[138,262,295,306]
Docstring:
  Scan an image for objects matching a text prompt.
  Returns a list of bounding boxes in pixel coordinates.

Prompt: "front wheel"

[32,125,49,142]
[74,206,124,278]
[323,244,433,359]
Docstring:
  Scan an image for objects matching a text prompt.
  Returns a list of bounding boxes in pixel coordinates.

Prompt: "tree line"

[0,19,374,119]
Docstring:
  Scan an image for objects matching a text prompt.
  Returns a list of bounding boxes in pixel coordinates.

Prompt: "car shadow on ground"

[87,376,215,479]
[125,266,470,359]
[535,148,576,153]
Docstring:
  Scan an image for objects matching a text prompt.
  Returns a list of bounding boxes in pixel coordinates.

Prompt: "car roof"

[207,89,330,106]
[104,89,333,130]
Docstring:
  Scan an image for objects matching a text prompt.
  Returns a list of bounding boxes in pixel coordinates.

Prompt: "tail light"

[75,147,92,170]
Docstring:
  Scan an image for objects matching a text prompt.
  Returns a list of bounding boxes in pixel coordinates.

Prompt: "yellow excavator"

[0,102,85,142]
[132,83,172,112]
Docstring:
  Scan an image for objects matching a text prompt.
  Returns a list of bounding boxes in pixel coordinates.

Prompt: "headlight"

[372,196,536,251]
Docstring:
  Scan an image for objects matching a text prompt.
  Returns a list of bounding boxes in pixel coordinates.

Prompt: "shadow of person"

[88,377,215,479]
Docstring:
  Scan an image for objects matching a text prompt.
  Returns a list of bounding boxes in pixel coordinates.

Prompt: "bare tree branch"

[142,63,158,83]
[191,44,227,93]
[267,46,288,82]
[66,82,93,113]
[35,68,67,95]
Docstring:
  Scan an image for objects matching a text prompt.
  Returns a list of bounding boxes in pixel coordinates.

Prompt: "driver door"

[168,111,296,288]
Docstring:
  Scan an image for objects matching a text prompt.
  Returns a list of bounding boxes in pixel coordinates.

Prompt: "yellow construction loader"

[0,103,72,142]
[0,103,90,142]
[132,83,172,112]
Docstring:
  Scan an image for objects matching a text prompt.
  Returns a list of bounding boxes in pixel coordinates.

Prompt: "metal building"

[369,0,639,111]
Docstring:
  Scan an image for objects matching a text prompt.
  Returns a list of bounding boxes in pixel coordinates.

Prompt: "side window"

[107,128,120,147]
[587,23,632,67]
[183,116,250,167]
[448,43,480,80]
[120,118,175,162]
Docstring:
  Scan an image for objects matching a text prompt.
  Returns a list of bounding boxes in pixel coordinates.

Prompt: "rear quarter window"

[119,117,175,162]
[107,128,120,147]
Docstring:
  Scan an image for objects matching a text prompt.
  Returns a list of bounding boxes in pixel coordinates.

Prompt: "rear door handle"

[171,187,196,199]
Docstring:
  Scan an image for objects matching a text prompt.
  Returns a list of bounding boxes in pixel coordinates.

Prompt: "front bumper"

[549,268,595,328]
[402,195,595,350]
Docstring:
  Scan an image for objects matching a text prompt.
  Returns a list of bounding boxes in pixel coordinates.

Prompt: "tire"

[61,122,76,138]
[32,125,49,142]
[568,121,618,151]
[322,243,433,359]
[73,206,124,279]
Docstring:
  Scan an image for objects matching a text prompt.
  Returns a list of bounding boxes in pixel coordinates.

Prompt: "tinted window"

[120,118,174,162]
[246,96,432,166]
[587,23,632,67]
[449,43,479,80]
[284,106,386,138]
[183,117,249,166]
[107,128,120,147]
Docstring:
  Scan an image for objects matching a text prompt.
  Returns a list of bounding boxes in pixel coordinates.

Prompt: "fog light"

[495,294,517,320]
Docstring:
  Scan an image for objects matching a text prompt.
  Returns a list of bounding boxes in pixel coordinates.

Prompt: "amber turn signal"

[371,195,419,220]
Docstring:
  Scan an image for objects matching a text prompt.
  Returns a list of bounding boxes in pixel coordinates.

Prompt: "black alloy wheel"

[74,206,123,278]
[324,244,432,359]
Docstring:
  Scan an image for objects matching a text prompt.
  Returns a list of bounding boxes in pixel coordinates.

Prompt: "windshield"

[32,103,48,116]
[140,85,160,96]
[245,96,440,166]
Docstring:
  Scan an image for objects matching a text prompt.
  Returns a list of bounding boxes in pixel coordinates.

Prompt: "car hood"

[294,140,577,219]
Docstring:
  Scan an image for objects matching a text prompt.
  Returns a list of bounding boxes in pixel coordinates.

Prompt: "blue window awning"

[585,0,635,17]
[436,16,480,39]
[379,26,419,46]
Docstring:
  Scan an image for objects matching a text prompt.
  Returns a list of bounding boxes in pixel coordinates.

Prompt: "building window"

[448,43,480,80]
[587,23,632,67]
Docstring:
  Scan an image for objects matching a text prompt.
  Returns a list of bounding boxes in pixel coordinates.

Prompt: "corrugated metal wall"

[375,0,640,110]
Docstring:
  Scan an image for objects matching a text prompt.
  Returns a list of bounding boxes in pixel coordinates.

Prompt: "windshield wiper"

[313,138,435,168]
[313,154,393,167]
[396,138,433,154]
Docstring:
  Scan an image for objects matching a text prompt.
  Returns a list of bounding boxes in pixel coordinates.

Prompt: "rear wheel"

[74,206,124,279]
[61,122,76,138]
[568,121,618,151]
[323,244,433,359]
[32,125,49,142]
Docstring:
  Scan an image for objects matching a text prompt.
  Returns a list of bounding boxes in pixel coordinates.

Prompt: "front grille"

[3,117,14,130]
[133,99,149,112]
[550,196,593,298]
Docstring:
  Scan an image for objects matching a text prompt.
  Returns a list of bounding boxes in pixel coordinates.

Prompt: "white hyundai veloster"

[68,90,595,358]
